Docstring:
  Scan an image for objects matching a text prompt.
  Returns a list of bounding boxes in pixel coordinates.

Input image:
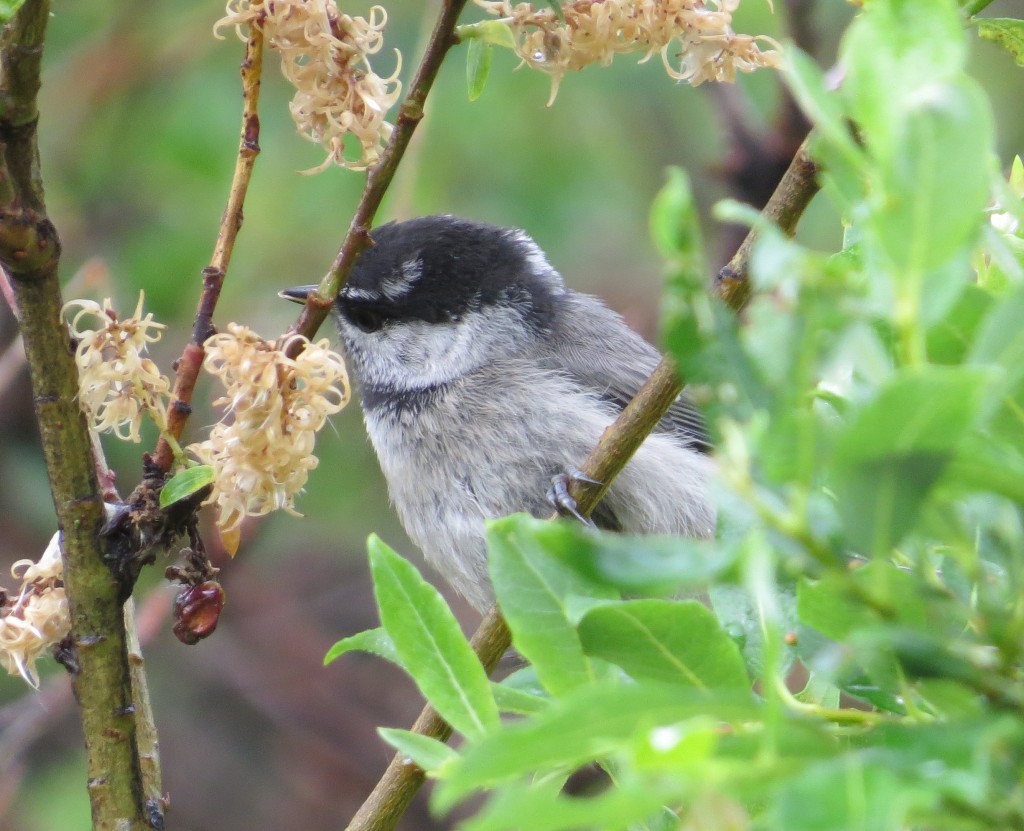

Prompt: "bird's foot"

[547,467,601,528]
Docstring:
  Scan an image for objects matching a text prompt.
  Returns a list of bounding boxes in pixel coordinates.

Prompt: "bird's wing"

[545,290,711,454]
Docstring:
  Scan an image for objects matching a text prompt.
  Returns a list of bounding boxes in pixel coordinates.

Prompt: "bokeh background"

[0,1,1020,829]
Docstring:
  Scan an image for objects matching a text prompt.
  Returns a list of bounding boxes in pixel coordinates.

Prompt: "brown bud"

[173,581,226,645]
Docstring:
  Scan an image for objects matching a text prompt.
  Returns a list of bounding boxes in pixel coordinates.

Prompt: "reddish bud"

[173,581,226,645]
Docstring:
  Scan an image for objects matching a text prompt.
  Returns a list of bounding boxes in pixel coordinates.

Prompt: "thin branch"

[1,2,151,828]
[714,136,819,312]
[291,0,471,344]
[344,130,823,831]
[345,606,510,831]
[152,29,265,474]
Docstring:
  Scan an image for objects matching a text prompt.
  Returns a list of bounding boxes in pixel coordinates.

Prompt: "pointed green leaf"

[578,600,750,692]
[650,166,705,274]
[435,682,756,812]
[516,520,736,595]
[378,728,459,774]
[491,682,549,715]
[869,79,993,276]
[487,515,613,695]
[832,367,990,554]
[159,465,215,508]
[324,627,399,667]
[369,536,499,740]
[466,38,492,101]
[459,779,668,831]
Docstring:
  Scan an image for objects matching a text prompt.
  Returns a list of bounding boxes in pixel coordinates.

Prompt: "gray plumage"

[301,215,717,610]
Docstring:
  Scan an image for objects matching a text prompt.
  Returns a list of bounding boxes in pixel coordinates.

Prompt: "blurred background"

[0,1,1020,829]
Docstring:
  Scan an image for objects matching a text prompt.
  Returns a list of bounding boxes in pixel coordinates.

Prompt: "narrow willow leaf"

[487,515,611,695]
[578,600,750,692]
[369,536,499,740]
[460,779,668,831]
[466,38,492,101]
[324,627,399,667]
[378,727,459,774]
[649,166,705,274]
[434,682,757,812]
[832,366,990,554]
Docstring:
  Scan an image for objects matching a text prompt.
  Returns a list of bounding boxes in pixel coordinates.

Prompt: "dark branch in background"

[152,29,265,474]
[290,0,471,345]
[0,1,152,828]
[715,137,819,312]
[344,131,823,831]
[709,0,815,269]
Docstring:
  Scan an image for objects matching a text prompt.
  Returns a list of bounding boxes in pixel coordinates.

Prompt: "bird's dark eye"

[345,305,388,333]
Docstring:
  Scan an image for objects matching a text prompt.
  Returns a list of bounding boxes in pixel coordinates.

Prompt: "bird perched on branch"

[284,215,715,610]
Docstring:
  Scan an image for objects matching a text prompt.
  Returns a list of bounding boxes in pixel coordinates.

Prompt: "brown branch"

[1,2,152,828]
[151,29,264,474]
[291,0,471,343]
[345,131,823,831]
[714,136,820,312]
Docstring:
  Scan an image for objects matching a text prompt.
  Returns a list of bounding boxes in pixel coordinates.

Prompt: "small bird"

[284,215,715,610]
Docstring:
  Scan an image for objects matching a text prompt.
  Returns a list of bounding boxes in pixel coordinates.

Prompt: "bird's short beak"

[279,284,319,304]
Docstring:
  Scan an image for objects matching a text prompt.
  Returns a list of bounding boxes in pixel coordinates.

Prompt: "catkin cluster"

[0,534,70,687]
[215,0,402,172]
[63,294,170,442]
[189,324,351,535]
[476,0,780,104]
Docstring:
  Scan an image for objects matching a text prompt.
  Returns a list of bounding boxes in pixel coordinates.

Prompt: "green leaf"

[926,284,994,365]
[710,583,800,680]
[369,536,499,740]
[650,166,705,275]
[520,520,737,595]
[487,515,613,695]
[945,435,1024,504]
[460,779,668,831]
[975,18,1024,66]
[435,682,757,812]
[782,47,864,173]
[459,19,516,49]
[491,682,548,715]
[466,38,492,102]
[0,0,29,23]
[970,286,1024,451]
[842,0,966,161]
[775,757,917,831]
[159,464,214,509]
[377,727,458,774]
[832,366,991,554]
[323,627,399,667]
[795,672,841,709]
[869,79,993,276]
[578,600,750,692]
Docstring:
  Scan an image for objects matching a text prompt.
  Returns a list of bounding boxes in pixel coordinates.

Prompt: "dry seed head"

[476,0,780,104]
[63,293,171,442]
[189,324,349,537]
[215,0,402,172]
[0,533,70,688]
